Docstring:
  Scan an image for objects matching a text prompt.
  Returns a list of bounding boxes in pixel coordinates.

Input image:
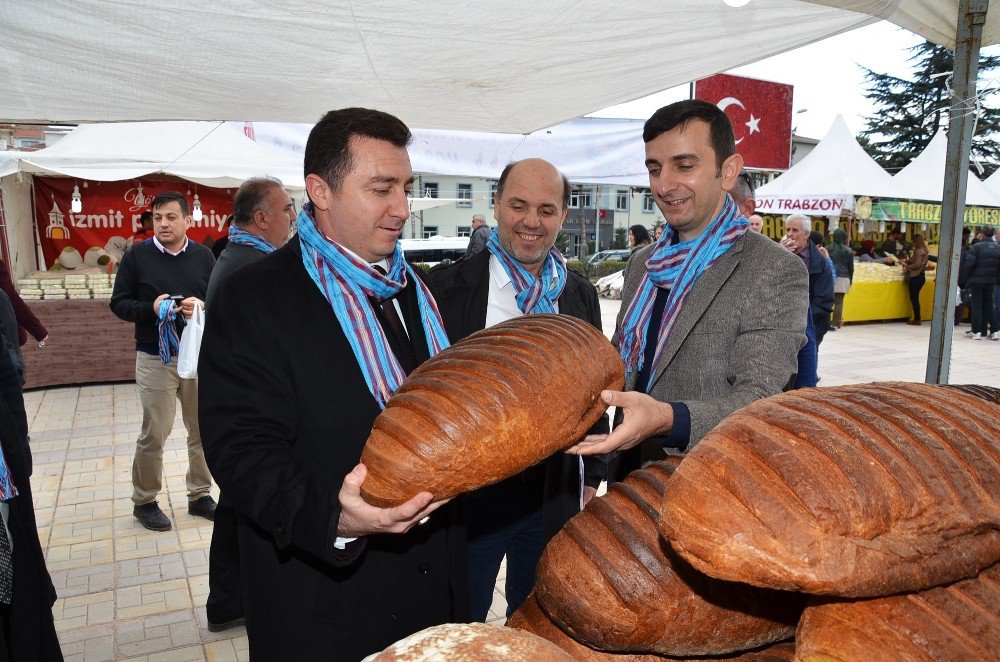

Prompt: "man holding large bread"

[199,108,465,660]
[428,158,608,622]
[570,100,808,468]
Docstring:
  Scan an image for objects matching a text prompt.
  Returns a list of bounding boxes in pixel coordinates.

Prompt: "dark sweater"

[0,260,47,346]
[110,238,215,354]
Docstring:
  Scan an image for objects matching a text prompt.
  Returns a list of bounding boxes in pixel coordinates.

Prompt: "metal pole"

[925,0,989,384]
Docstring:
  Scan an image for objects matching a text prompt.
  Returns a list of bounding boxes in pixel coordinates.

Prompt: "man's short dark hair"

[139,211,153,228]
[304,108,412,194]
[730,170,755,207]
[232,176,284,227]
[984,225,996,238]
[150,191,190,216]
[495,161,571,209]
[643,99,737,172]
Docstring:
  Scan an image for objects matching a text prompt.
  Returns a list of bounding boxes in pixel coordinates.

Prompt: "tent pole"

[925,0,989,385]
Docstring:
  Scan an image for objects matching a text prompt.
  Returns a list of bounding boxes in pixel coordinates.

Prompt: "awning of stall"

[12,122,305,189]
[754,115,901,216]
[891,131,1000,208]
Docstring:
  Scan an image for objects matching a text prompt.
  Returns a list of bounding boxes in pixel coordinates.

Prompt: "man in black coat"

[203,176,295,632]
[959,225,1000,340]
[199,108,465,661]
[428,158,608,622]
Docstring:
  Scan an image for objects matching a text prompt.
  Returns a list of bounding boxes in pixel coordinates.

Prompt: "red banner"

[694,73,793,171]
[33,177,234,270]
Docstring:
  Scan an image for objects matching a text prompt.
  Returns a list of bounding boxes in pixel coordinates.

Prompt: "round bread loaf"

[660,381,1000,597]
[360,314,624,506]
[362,622,575,661]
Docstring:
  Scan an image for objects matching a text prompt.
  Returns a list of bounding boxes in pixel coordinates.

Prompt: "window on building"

[570,187,593,209]
[488,182,498,208]
[423,182,439,198]
[615,189,629,211]
[457,226,471,237]
[422,225,439,238]
[456,183,473,208]
[642,191,655,213]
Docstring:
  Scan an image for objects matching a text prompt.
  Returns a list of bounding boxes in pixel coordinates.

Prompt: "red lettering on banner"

[33,177,232,270]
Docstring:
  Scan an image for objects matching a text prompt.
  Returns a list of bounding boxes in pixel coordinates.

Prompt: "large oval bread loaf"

[795,563,1000,661]
[361,622,575,661]
[508,592,796,662]
[360,314,624,507]
[660,382,1000,598]
[533,459,804,656]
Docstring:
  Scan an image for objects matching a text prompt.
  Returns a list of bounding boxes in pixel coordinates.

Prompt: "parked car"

[587,249,631,265]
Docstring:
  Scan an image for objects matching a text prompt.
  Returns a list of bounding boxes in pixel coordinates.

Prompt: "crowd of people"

[1,97,990,661]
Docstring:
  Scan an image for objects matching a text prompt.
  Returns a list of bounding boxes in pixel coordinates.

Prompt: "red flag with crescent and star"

[693,73,793,171]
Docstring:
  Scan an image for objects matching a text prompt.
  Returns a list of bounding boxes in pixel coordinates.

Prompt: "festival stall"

[0,122,304,388]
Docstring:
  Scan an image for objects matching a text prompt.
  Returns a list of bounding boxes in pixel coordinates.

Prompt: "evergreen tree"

[859,41,1000,176]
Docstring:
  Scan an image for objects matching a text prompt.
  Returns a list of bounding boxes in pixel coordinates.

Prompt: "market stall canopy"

[892,131,1000,207]
[249,119,650,186]
[985,166,1000,199]
[755,115,900,215]
[11,122,304,189]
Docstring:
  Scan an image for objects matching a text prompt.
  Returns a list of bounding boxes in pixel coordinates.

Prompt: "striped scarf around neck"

[228,224,277,254]
[296,204,450,408]
[486,229,567,314]
[157,299,180,364]
[618,194,749,384]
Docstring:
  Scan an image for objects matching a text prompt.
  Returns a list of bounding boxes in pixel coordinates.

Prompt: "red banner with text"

[694,73,793,171]
[33,177,233,270]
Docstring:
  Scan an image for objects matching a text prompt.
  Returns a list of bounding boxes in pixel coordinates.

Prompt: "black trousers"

[907,274,925,321]
[206,494,244,623]
[970,284,998,335]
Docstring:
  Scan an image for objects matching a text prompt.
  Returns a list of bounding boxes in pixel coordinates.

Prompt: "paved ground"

[28,301,999,660]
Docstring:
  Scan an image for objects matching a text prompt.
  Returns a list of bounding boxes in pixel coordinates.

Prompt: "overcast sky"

[590,21,1000,141]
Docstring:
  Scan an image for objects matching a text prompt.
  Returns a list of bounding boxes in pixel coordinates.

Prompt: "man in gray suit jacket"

[570,100,807,470]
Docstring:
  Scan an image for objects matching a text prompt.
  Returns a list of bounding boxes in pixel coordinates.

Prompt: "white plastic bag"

[177,302,204,379]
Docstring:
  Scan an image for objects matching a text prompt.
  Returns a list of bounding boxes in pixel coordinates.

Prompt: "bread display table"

[20,300,135,389]
[841,273,935,323]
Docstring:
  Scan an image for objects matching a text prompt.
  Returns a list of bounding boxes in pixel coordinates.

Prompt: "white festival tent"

[9,122,305,189]
[986,167,1000,198]
[755,114,900,216]
[4,1,997,133]
[893,131,1000,208]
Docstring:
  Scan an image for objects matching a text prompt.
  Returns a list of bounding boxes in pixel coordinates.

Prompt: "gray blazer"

[615,230,808,447]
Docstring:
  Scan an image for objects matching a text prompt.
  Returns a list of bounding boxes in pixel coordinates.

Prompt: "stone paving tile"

[116,553,188,589]
[116,610,202,659]
[203,635,249,662]
[46,539,114,571]
[58,623,116,662]
[52,590,115,632]
[116,579,193,620]
[51,562,115,598]
[115,531,184,562]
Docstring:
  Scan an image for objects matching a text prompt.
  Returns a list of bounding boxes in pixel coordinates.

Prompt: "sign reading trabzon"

[872,199,1000,226]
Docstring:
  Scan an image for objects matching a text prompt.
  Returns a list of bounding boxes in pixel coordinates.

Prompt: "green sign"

[870,199,1000,226]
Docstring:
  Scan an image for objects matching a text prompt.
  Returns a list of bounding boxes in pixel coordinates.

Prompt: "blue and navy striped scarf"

[486,229,567,314]
[228,225,277,254]
[157,299,180,364]
[0,445,17,501]
[618,194,748,384]
[296,204,450,408]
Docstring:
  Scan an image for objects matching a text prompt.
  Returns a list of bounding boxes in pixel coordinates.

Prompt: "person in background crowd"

[0,302,62,661]
[878,228,906,258]
[956,227,972,326]
[128,210,155,248]
[428,158,608,622]
[858,239,898,264]
[202,176,295,634]
[568,99,807,469]
[901,233,929,326]
[211,218,232,259]
[748,214,764,233]
[110,191,216,532]
[783,215,834,346]
[828,228,854,329]
[199,108,465,660]
[465,213,491,257]
[653,224,665,241]
[730,170,756,218]
[0,259,48,371]
[629,224,651,253]
[959,225,1000,340]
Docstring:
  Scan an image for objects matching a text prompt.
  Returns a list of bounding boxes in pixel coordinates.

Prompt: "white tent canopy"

[10,122,305,189]
[892,131,1000,207]
[986,167,1000,198]
[250,118,650,186]
[755,114,901,214]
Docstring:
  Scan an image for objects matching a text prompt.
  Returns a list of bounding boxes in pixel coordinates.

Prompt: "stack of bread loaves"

[511,382,1000,660]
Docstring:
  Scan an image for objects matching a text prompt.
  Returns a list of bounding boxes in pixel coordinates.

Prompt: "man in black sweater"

[110,191,217,531]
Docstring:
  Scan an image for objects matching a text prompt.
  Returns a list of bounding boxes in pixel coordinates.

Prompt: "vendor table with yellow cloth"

[842,272,936,322]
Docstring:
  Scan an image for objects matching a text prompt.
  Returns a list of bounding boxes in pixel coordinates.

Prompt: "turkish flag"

[694,73,793,170]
